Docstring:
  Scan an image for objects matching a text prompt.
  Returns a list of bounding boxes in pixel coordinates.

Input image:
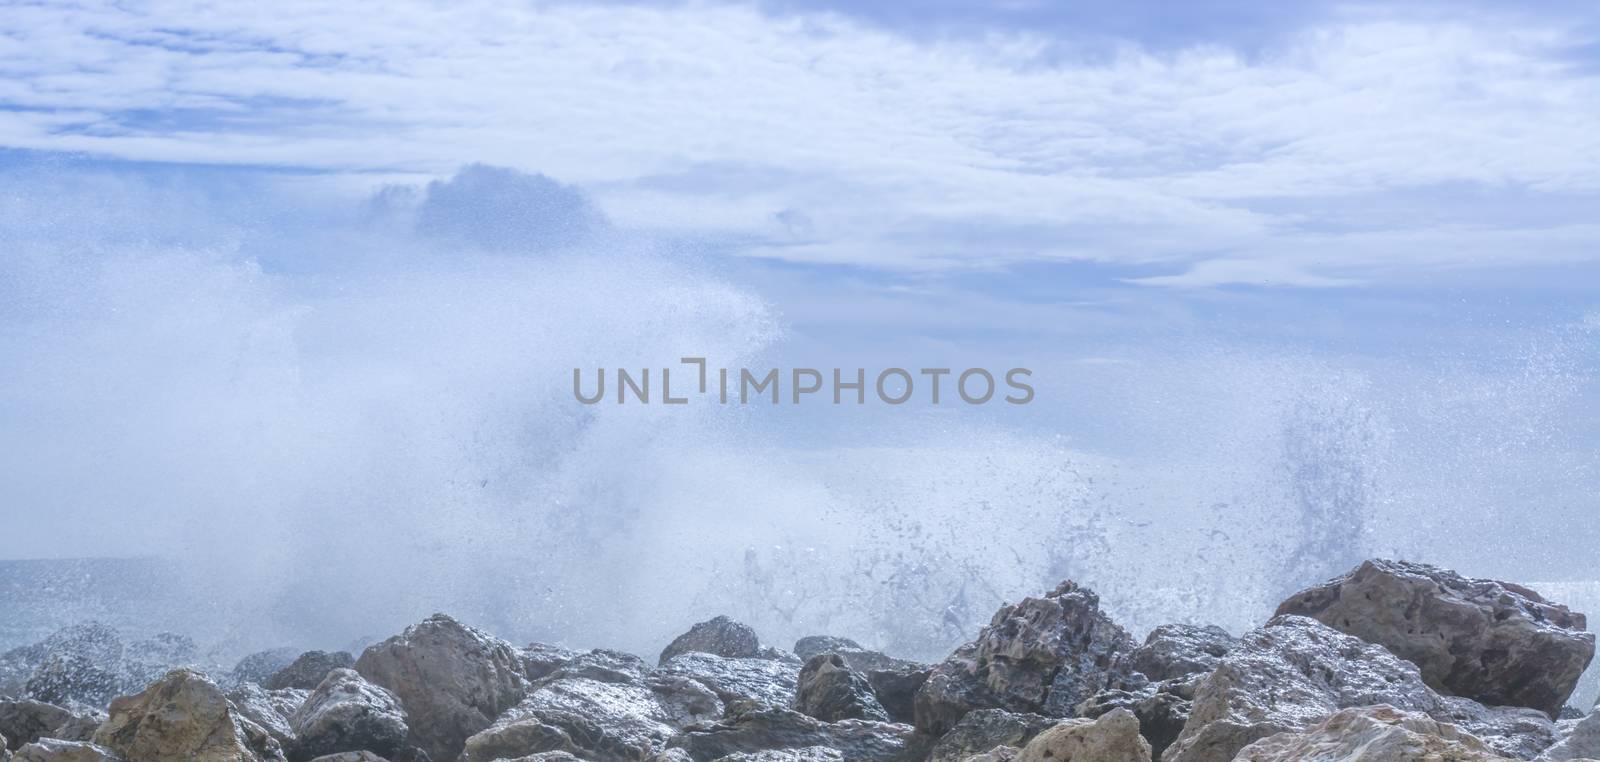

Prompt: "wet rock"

[1130,625,1236,683]
[232,649,304,688]
[1276,559,1596,717]
[710,748,844,760]
[1076,684,1191,760]
[1439,696,1558,760]
[459,676,678,762]
[288,669,407,762]
[49,708,105,745]
[659,653,798,709]
[793,638,862,663]
[543,649,650,685]
[23,656,121,709]
[10,739,123,762]
[962,748,1019,762]
[229,683,309,749]
[266,652,355,692]
[865,666,929,725]
[353,614,527,762]
[1162,615,1444,762]
[304,753,389,762]
[660,617,763,665]
[914,581,1140,736]
[1538,706,1600,760]
[519,644,580,682]
[794,654,888,723]
[1014,708,1152,762]
[927,709,1056,762]
[92,667,285,762]
[0,700,73,751]
[665,705,911,761]
[1234,704,1513,761]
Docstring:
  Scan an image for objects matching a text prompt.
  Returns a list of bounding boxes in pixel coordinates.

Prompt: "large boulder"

[1076,682,1193,760]
[658,653,798,709]
[794,654,888,723]
[1014,708,1152,762]
[10,739,123,762]
[228,683,308,750]
[660,617,762,665]
[518,644,580,682]
[353,614,527,762]
[1130,625,1236,683]
[1233,704,1514,761]
[914,581,1140,736]
[288,669,408,762]
[1,700,74,751]
[926,709,1058,762]
[1277,560,1595,717]
[864,666,929,726]
[266,652,355,692]
[460,674,712,762]
[92,668,285,762]
[1539,706,1600,760]
[665,705,911,761]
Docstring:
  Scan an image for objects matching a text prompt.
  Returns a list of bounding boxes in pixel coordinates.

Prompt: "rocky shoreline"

[1,559,1596,761]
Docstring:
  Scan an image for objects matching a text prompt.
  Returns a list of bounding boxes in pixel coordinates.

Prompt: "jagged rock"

[665,705,910,761]
[543,649,650,685]
[1,730,6,762]
[92,668,285,762]
[794,654,888,723]
[1,700,73,751]
[754,648,803,667]
[519,644,580,682]
[266,652,355,692]
[793,638,862,663]
[1014,708,1152,762]
[1539,706,1600,760]
[229,683,309,749]
[305,753,388,762]
[865,666,929,725]
[710,748,844,760]
[962,748,1019,762]
[1234,704,1514,761]
[660,617,763,665]
[23,655,121,709]
[1130,625,1236,683]
[459,668,722,762]
[659,653,797,709]
[353,614,527,762]
[1277,559,1596,717]
[288,669,407,762]
[232,650,304,688]
[10,739,123,762]
[914,581,1140,736]
[927,709,1057,762]
[50,708,106,744]
[1162,615,1444,762]
[1439,696,1558,760]
[1076,683,1191,760]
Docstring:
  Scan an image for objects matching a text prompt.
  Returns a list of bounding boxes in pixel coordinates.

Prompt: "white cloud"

[1,1,1598,283]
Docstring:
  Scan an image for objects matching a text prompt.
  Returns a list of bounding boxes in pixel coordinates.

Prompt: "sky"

[1,0,1599,661]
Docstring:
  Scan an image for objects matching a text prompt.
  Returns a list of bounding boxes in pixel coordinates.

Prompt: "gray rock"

[92,667,285,762]
[519,644,580,682]
[914,581,1140,736]
[792,638,862,663]
[266,652,355,692]
[10,739,123,762]
[305,753,389,762]
[459,676,681,762]
[1439,696,1558,760]
[23,656,121,709]
[962,748,1020,762]
[354,614,527,762]
[1014,708,1152,762]
[229,683,309,749]
[666,706,911,762]
[1538,706,1600,760]
[793,654,888,723]
[0,700,73,751]
[232,649,304,688]
[543,649,650,685]
[1234,704,1514,761]
[711,747,845,760]
[288,669,407,762]
[927,709,1057,762]
[1276,559,1595,717]
[1131,625,1236,683]
[1077,683,1191,760]
[659,653,798,709]
[661,617,763,665]
[865,666,929,725]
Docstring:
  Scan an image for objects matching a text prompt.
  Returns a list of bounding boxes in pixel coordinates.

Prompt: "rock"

[0,700,73,751]
[232,650,304,688]
[793,638,863,663]
[962,748,1019,762]
[661,617,763,665]
[1539,706,1600,760]
[865,666,929,725]
[1234,704,1514,761]
[353,614,527,762]
[304,753,388,762]
[794,654,888,723]
[914,581,1140,736]
[229,683,309,749]
[10,739,123,762]
[288,669,407,762]
[1130,626,1236,683]
[1162,615,1444,762]
[519,644,580,682]
[1014,708,1152,762]
[1076,684,1191,760]
[659,653,798,709]
[266,652,355,692]
[50,708,106,744]
[1439,696,1558,760]
[665,706,911,761]
[92,667,285,762]
[23,655,121,709]
[1276,559,1596,717]
[927,709,1057,762]
[710,748,844,760]
[542,649,650,685]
